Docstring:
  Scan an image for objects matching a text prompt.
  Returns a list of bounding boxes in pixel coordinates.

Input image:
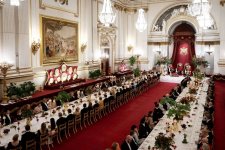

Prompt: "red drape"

[172,35,195,69]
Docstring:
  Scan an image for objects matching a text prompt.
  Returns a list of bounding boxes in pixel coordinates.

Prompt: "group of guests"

[108,77,188,150]
[197,78,215,150]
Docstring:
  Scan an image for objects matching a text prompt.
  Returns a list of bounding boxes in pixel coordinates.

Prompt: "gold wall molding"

[39,0,79,17]
[195,41,220,45]
[221,0,225,6]
[218,59,225,67]
[113,2,148,13]
[148,42,169,45]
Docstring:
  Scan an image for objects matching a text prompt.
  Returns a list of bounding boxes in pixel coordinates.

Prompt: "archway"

[171,23,196,71]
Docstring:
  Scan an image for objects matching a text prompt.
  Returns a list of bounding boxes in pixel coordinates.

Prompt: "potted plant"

[55,91,71,105]
[89,69,102,79]
[129,56,136,67]
[133,68,141,77]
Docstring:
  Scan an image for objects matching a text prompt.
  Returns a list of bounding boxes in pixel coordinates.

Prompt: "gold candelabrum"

[31,40,40,55]
[0,62,13,104]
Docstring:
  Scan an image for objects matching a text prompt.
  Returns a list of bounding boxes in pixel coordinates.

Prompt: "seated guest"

[1,110,12,126]
[33,104,43,114]
[87,101,93,112]
[93,100,100,109]
[153,103,164,123]
[22,104,33,118]
[36,123,49,146]
[81,103,88,122]
[121,135,138,150]
[67,109,75,121]
[138,117,149,138]
[21,125,36,150]
[111,142,121,150]
[56,112,66,127]
[15,109,23,121]
[75,107,80,116]
[48,99,57,109]
[80,91,85,98]
[99,97,104,110]
[41,98,49,111]
[7,134,21,150]
[49,118,57,135]
[130,125,145,145]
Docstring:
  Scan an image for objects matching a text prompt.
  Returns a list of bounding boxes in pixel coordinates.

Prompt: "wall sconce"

[81,43,87,53]
[205,44,214,55]
[31,40,40,55]
[127,45,133,52]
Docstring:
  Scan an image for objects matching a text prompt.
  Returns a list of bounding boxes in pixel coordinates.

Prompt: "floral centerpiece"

[156,57,171,65]
[155,133,175,150]
[192,56,208,68]
[180,95,196,104]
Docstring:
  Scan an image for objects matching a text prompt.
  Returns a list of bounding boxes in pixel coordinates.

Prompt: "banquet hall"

[0,0,225,150]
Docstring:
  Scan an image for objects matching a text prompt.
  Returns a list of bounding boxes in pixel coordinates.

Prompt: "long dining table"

[138,78,209,150]
[0,86,118,148]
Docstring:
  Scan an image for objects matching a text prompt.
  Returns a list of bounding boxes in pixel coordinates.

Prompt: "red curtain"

[172,35,195,69]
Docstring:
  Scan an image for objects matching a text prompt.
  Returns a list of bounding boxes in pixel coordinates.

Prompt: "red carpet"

[214,81,225,150]
[53,82,176,150]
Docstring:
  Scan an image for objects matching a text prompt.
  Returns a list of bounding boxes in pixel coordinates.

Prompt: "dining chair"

[67,119,75,136]
[58,123,68,142]
[25,139,36,150]
[75,114,82,132]
[40,133,50,150]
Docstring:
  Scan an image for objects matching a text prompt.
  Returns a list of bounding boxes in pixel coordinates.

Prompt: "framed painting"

[41,16,79,65]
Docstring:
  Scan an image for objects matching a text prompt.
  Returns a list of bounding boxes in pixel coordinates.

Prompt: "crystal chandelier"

[10,0,20,6]
[99,0,116,27]
[197,13,214,29]
[188,0,211,17]
[135,8,147,32]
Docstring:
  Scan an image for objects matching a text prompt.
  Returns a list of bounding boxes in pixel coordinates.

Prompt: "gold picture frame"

[40,16,79,65]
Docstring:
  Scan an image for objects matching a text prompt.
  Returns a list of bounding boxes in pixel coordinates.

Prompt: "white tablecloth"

[138,78,209,150]
[0,89,117,147]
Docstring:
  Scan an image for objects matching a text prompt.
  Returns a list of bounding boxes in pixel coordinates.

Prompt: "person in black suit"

[41,99,49,111]
[21,125,36,150]
[66,109,75,121]
[80,103,88,123]
[138,117,149,139]
[153,104,164,123]
[1,110,12,126]
[121,135,133,150]
[56,112,66,127]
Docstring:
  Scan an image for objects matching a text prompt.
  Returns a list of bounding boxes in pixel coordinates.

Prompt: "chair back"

[84,112,89,119]
[26,139,36,150]
[40,133,49,146]
[9,146,22,150]
[58,123,67,131]
[75,114,81,123]
[90,109,95,116]
[68,119,75,127]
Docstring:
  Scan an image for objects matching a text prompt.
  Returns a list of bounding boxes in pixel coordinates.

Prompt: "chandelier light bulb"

[10,0,20,6]
[135,8,147,32]
[188,0,211,17]
[99,0,116,27]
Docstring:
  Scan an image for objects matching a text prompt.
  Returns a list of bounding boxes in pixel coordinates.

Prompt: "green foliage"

[7,81,36,99]
[192,57,208,68]
[155,133,174,150]
[129,56,136,66]
[156,57,171,65]
[89,69,102,79]
[193,69,204,80]
[160,97,176,106]
[133,68,141,77]
[55,91,71,104]
[167,103,190,120]
[161,97,191,120]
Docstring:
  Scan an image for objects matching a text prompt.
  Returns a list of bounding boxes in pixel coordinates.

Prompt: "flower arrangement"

[192,56,208,68]
[155,133,175,150]
[156,57,171,65]
[55,91,71,105]
[89,69,102,79]
[180,95,196,104]
[129,56,136,66]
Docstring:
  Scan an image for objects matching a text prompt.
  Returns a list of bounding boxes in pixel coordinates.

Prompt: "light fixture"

[10,0,20,6]
[135,8,147,32]
[188,0,211,17]
[197,13,214,29]
[205,44,214,55]
[80,43,87,53]
[127,45,133,52]
[99,0,116,27]
[0,62,13,104]
[31,40,40,55]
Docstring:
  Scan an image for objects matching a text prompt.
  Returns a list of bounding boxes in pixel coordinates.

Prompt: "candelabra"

[0,62,13,104]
